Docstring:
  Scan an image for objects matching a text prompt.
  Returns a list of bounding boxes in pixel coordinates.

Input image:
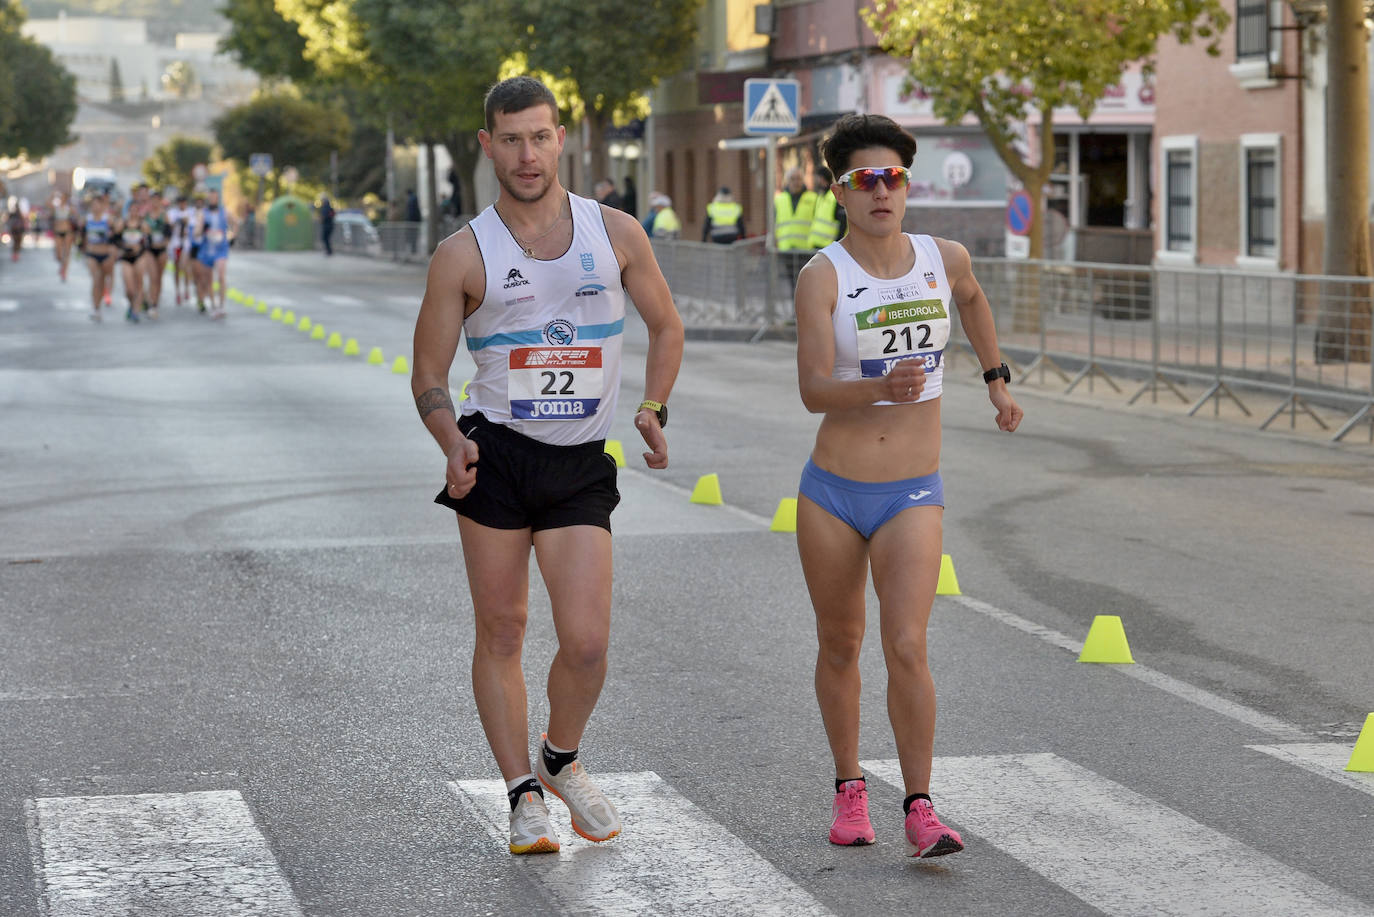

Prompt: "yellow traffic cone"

[311,324,326,340]
[269,306,282,321]
[460,380,470,399]
[391,355,409,374]
[297,315,312,331]
[1345,713,1374,772]
[690,473,723,505]
[343,338,360,356]
[282,310,296,325]
[326,331,342,348]
[604,439,626,467]
[936,554,961,595]
[770,497,797,532]
[255,300,268,314]
[367,346,384,365]
[1077,615,1135,664]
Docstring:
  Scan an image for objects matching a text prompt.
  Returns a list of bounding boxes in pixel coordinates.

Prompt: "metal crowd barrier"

[645,242,1374,443]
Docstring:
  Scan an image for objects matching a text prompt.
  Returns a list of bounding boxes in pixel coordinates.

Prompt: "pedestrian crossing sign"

[744,79,800,136]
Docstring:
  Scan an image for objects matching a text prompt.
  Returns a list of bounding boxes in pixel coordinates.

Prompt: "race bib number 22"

[508,347,604,420]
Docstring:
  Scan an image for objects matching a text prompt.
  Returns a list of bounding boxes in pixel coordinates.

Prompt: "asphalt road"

[2,244,1373,917]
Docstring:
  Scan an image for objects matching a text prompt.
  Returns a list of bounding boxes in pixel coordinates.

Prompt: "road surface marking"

[451,771,834,917]
[948,594,1310,742]
[321,294,363,306]
[1248,743,1374,798]
[29,789,302,917]
[864,754,1369,916]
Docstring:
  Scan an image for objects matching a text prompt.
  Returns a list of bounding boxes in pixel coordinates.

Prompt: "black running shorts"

[433,411,620,532]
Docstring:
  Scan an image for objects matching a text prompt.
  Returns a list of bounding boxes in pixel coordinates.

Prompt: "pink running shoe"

[905,798,964,858]
[829,779,876,846]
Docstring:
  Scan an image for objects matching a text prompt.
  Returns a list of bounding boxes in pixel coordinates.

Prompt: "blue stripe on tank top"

[466,318,625,352]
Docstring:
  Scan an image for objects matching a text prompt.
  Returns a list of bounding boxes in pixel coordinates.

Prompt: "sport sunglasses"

[835,166,911,192]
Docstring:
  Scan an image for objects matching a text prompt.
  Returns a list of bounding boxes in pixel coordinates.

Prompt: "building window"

[1165,150,1193,252]
[1157,136,1197,265]
[1235,0,1270,60]
[1239,133,1281,267]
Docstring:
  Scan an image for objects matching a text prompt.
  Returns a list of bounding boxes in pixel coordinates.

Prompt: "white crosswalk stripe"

[863,754,1370,916]
[322,294,364,306]
[28,790,303,917]
[0,298,19,311]
[1249,743,1374,799]
[451,771,834,916]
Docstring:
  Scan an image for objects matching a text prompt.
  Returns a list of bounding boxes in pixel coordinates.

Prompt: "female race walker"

[51,191,76,281]
[792,113,1022,858]
[78,194,117,322]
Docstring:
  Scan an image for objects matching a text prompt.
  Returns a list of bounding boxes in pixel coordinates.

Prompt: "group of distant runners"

[33,183,236,322]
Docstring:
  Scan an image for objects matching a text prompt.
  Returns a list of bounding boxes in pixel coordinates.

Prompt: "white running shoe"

[508,791,560,855]
[536,739,622,842]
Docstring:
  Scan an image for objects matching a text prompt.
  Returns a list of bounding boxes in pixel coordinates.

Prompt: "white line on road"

[948,594,1311,742]
[321,294,363,306]
[864,754,1371,916]
[1248,743,1374,798]
[0,299,19,311]
[450,772,834,917]
[29,789,303,917]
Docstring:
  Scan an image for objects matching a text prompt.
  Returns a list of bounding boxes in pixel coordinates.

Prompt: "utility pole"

[1316,0,1373,362]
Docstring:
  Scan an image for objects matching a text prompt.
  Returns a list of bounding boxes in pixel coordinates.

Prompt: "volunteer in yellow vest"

[648,192,682,239]
[702,187,745,244]
[807,167,846,249]
[774,168,817,252]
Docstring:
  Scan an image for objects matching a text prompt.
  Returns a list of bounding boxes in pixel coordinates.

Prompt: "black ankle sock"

[834,776,866,792]
[903,792,931,814]
[541,740,578,777]
[507,778,542,811]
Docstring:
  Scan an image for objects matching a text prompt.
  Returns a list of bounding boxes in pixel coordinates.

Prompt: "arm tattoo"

[415,387,454,420]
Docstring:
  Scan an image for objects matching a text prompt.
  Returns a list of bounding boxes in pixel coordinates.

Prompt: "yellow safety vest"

[706,200,743,241]
[651,207,681,238]
[774,190,817,251]
[807,190,841,248]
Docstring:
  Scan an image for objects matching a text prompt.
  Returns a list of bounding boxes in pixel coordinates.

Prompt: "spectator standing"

[702,186,744,244]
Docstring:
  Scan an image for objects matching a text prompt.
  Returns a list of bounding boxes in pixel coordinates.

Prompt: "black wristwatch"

[638,399,667,428]
[982,362,1011,384]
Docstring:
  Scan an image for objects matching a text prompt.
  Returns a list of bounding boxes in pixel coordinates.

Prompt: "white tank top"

[820,233,952,405]
[463,193,625,445]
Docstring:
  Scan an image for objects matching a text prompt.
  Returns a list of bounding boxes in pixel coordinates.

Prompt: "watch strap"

[982,362,1011,384]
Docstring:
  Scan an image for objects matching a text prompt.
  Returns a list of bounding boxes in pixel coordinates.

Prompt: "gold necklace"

[506,199,568,258]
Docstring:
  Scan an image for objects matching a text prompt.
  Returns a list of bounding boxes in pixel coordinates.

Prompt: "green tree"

[0,1,78,160]
[499,0,702,186]
[212,90,351,196]
[218,0,315,84]
[866,0,1228,265]
[160,60,199,99]
[109,58,125,102]
[142,136,213,196]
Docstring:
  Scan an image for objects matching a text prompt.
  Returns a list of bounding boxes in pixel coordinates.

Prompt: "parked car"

[334,209,381,254]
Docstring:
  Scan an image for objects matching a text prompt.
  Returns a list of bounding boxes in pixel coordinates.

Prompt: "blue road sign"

[1007,190,1032,235]
[249,153,274,177]
[744,79,800,136]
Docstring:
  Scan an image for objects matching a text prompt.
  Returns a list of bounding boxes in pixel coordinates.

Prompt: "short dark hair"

[484,76,559,133]
[821,114,917,177]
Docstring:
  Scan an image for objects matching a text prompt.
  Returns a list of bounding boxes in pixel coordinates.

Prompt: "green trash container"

[263,194,316,251]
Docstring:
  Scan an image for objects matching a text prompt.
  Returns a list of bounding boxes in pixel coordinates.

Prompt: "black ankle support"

[903,792,931,814]
[541,741,578,777]
[507,778,542,811]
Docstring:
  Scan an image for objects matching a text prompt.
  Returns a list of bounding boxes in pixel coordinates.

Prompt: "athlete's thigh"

[867,506,942,638]
[531,525,612,647]
[457,515,532,627]
[797,494,870,632]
